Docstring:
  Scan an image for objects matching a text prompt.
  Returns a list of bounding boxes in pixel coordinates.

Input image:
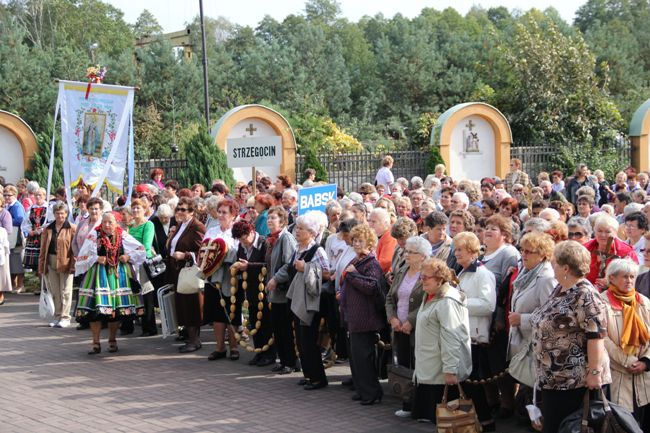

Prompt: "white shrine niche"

[448,115,496,181]
[0,125,25,184]
[227,118,281,183]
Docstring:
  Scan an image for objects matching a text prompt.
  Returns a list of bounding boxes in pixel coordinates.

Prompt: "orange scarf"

[607,284,650,355]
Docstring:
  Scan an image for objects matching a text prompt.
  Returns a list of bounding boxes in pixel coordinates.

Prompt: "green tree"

[25,117,64,189]
[179,126,235,190]
[132,9,162,39]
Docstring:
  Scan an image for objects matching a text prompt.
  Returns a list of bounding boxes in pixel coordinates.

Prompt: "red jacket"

[376,231,397,274]
[584,238,638,289]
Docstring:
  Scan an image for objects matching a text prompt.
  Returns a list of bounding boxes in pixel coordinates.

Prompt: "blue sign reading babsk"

[298,184,337,216]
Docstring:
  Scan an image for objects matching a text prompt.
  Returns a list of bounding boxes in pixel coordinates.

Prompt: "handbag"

[558,389,642,433]
[436,384,482,433]
[8,229,19,249]
[144,254,166,279]
[176,254,204,294]
[38,279,55,319]
[387,343,414,402]
[509,341,536,387]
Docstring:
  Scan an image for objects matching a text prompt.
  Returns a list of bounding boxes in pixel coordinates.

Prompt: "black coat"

[150,215,175,258]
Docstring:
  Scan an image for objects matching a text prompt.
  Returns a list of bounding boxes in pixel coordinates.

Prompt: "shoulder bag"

[387,341,414,402]
[176,253,204,294]
[558,389,642,433]
[509,341,536,387]
[436,384,481,433]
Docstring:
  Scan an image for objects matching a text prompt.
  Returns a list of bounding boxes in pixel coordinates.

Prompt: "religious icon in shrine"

[81,111,106,158]
[463,119,480,153]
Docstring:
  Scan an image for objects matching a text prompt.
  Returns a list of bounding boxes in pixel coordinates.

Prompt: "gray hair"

[26,180,40,194]
[405,236,432,258]
[606,258,639,282]
[539,208,560,221]
[410,176,424,189]
[370,207,391,225]
[205,195,221,211]
[594,214,619,232]
[424,175,441,190]
[576,185,595,198]
[295,210,324,236]
[523,217,552,234]
[283,189,298,200]
[52,201,68,214]
[624,202,643,217]
[156,203,173,218]
[567,216,593,238]
[452,192,469,207]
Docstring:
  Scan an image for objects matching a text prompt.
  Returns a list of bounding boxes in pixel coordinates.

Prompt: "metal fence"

[296,150,429,192]
[134,158,188,184]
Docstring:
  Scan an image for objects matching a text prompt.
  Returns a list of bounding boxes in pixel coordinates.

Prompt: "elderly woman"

[411,258,472,423]
[341,224,385,405]
[21,187,48,271]
[201,198,241,361]
[231,220,275,367]
[531,240,611,433]
[285,211,330,390]
[265,206,298,374]
[38,202,76,327]
[585,214,638,290]
[128,199,156,336]
[4,185,25,291]
[395,197,412,219]
[75,212,146,354]
[454,231,497,431]
[167,197,206,353]
[390,217,418,279]
[254,193,275,236]
[203,195,222,230]
[601,259,650,427]
[567,216,592,244]
[151,203,173,259]
[386,235,430,418]
[417,199,436,234]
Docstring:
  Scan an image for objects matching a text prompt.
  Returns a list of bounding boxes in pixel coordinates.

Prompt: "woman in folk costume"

[20,187,48,271]
[74,212,146,355]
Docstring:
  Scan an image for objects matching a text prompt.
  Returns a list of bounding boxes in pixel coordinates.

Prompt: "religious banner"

[54,79,135,196]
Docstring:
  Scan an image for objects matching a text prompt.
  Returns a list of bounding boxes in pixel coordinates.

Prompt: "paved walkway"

[0,293,523,433]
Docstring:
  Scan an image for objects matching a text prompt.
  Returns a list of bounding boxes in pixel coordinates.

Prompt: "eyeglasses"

[247,206,255,210]
[421,274,437,281]
[521,249,539,255]
[641,248,650,254]
[359,191,370,195]
[405,250,421,255]
[567,232,585,239]
[175,207,189,213]
[513,189,523,193]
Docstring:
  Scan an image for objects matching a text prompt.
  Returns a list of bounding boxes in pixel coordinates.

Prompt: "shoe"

[49,320,59,327]
[248,353,262,366]
[360,394,383,405]
[179,343,201,353]
[229,350,240,361]
[56,319,71,328]
[278,366,294,375]
[320,347,332,362]
[15,287,24,294]
[394,410,411,418]
[271,364,285,373]
[303,381,327,390]
[256,356,276,367]
[341,378,354,387]
[87,343,101,355]
[297,378,309,386]
[351,394,362,401]
[108,340,118,353]
[208,350,227,361]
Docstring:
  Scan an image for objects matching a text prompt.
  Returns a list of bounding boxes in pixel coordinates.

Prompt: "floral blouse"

[531,279,611,390]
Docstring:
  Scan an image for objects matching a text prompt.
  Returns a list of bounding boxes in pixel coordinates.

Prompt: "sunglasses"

[176,207,189,213]
[567,232,585,239]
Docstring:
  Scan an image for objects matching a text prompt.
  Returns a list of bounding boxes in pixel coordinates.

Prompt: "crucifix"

[245,123,258,195]
[465,119,475,131]
[245,123,257,136]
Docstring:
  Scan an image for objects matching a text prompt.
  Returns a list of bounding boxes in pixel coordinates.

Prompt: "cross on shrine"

[465,120,475,131]
[245,123,257,136]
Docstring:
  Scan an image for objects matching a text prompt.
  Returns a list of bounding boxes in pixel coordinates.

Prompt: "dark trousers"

[394,331,414,411]
[271,302,297,368]
[295,314,326,384]
[349,331,383,401]
[141,291,157,334]
[412,383,460,422]
[541,387,587,433]
[468,345,495,425]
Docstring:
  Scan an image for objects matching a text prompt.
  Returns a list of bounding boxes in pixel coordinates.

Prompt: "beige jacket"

[601,290,650,411]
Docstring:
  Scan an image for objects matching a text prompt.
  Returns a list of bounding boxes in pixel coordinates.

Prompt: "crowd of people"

[1,156,650,432]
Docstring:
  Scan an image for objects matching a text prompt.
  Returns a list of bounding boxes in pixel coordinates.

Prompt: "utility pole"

[199,0,210,128]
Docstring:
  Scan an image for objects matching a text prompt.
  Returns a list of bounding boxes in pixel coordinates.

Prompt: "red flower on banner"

[75,128,80,136]
[109,131,116,141]
[92,108,97,113]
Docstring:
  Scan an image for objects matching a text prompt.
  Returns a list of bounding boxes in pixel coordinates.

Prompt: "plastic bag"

[38,279,55,319]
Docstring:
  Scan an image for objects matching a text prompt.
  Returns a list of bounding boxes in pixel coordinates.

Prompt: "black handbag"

[387,341,414,402]
[558,389,642,433]
[144,254,166,279]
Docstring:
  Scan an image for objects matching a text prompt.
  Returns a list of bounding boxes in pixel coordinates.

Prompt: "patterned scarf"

[267,230,282,249]
[96,225,123,269]
[607,284,650,354]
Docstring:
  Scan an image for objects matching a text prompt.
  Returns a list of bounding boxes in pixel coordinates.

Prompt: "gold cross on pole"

[246,123,257,136]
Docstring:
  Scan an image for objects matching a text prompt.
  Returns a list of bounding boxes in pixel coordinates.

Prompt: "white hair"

[452,192,469,207]
[410,176,424,189]
[600,204,615,216]
[296,210,325,236]
[593,214,619,232]
[606,258,639,282]
[524,217,552,234]
[101,199,112,212]
[405,236,432,257]
[26,180,40,194]
[205,195,221,211]
[624,202,643,217]
[424,175,441,190]
[396,177,409,188]
[539,208,560,222]
[348,192,363,204]
[282,189,298,200]
[156,203,173,218]
[370,207,391,225]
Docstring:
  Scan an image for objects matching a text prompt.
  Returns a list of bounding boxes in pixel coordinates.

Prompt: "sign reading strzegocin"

[226,136,282,168]
[298,183,337,216]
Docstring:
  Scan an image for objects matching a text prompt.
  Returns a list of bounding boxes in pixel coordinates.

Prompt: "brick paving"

[0,293,523,433]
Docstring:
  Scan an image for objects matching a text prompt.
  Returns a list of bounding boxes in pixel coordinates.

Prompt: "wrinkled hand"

[401,321,413,335]
[97,256,107,265]
[586,372,602,390]
[595,278,608,289]
[445,373,458,385]
[172,251,185,260]
[267,278,277,292]
[508,312,521,327]
[335,291,341,301]
[389,317,402,332]
[295,259,305,272]
[345,264,357,274]
[119,254,130,264]
[235,259,249,271]
[627,361,646,374]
